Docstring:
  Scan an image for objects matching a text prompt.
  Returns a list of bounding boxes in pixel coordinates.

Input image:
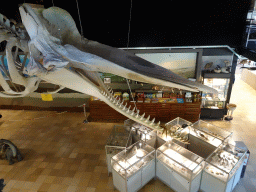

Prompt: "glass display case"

[105,125,132,175]
[156,141,205,192]
[201,73,232,119]
[124,119,154,142]
[191,120,233,147]
[111,141,156,192]
[201,143,247,192]
[202,78,229,109]
[157,117,192,145]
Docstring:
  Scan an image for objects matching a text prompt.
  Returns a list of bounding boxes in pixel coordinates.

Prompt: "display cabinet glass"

[124,119,154,142]
[157,117,192,143]
[111,141,156,192]
[191,120,233,146]
[105,125,132,175]
[202,78,230,109]
[201,143,247,192]
[156,141,205,192]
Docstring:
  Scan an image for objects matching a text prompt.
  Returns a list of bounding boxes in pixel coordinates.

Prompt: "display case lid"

[165,117,192,129]
[158,141,204,171]
[192,120,232,142]
[112,141,155,170]
[106,125,131,147]
[124,119,153,133]
[205,143,247,174]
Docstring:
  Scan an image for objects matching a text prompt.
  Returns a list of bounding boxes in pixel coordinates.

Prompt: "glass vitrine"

[201,143,247,192]
[191,120,233,147]
[157,117,192,143]
[111,141,155,192]
[124,119,154,142]
[156,141,205,192]
[202,78,229,109]
[105,125,132,175]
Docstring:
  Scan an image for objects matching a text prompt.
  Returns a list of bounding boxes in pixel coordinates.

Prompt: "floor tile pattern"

[0,72,255,192]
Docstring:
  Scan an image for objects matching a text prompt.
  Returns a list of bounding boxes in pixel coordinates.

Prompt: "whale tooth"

[119,103,123,108]
[107,95,110,99]
[130,107,136,116]
[145,115,150,123]
[135,113,140,118]
[140,113,145,120]
[113,99,116,104]
[155,121,161,128]
[121,100,124,105]
[150,118,155,125]
[122,103,127,110]
[126,106,131,113]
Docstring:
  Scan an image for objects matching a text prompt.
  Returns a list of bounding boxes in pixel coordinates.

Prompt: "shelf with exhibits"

[105,125,132,175]
[191,120,232,146]
[156,141,205,192]
[202,78,229,110]
[111,141,155,192]
[200,143,247,192]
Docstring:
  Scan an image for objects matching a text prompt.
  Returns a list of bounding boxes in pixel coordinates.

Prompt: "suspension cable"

[126,79,137,112]
[126,0,133,49]
[75,0,84,40]
[125,0,137,112]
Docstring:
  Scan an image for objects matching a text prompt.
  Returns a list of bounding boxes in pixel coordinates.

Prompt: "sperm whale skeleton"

[0,4,217,132]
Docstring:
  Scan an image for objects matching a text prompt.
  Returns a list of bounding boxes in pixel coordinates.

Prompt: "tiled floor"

[0,71,255,192]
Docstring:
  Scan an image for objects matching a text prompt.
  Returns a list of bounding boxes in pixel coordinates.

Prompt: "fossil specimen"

[0,4,217,132]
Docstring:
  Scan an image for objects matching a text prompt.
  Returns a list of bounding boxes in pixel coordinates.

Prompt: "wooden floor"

[0,73,255,192]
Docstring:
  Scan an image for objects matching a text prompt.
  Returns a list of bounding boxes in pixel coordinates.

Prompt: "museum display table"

[156,141,205,192]
[111,141,155,192]
[107,118,247,192]
[105,125,132,175]
[200,143,247,192]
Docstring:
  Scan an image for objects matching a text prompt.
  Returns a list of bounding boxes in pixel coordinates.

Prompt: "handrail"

[119,45,243,59]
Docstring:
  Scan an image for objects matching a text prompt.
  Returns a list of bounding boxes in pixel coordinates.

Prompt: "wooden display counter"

[88,100,201,123]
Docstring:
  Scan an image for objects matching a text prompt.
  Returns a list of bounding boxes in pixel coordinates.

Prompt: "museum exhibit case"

[201,74,230,119]
[105,125,132,175]
[200,47,238,119]
[124,119,154,143]
[156,141,205,192]
[200,143,247,192]
[191,120,233,147]
[111,141,156,192]
[157,117,192,142]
